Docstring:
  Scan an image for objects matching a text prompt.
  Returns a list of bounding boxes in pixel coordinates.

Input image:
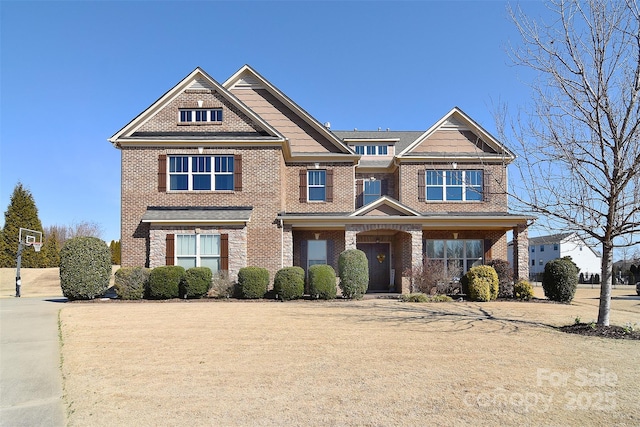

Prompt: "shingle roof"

[331,130,424,154]
[142,206,253,223]
[528,232,574,245]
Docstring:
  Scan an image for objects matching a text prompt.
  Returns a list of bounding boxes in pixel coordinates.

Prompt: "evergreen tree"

[42,229,61,267]
[0,183,46,268]
[109,240,121,265]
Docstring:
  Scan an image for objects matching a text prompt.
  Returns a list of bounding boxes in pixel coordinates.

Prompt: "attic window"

[353,145,389,155]
[179,109,223,124]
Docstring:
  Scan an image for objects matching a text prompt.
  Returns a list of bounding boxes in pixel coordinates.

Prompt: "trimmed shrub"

[148,266,185,299]
[464,265,499,302]
[207,271,235,298]
[338,249,369,299]
[114,267,150,300]
[60,237,112,300]
[488,259,514,298]
[542,258,578,302]
[238,267,269,299]
[308,264,337,300]
[401,293,454,303]
[514,279,534,301]
[180,267,212,299]
[273,267,305,301]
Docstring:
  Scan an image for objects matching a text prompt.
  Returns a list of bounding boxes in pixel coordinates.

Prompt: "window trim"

[178,108,223,124]
[363,179,382,205]
[352,144,389,156]
[168,155,234,192]
[175,233,222,270]
[424,169,483,202]
[423,239,484,277]
[307,170,327,202]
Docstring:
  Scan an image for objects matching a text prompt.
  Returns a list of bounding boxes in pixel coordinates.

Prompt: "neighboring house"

[109,65,532,293]
[508,232,602,280]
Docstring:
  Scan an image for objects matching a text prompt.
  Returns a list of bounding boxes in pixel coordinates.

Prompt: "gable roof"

[350,196,422,217]
[528,232,575,245]
[223,65,356,158]
[397,107,516,163]
[108,67,285,146]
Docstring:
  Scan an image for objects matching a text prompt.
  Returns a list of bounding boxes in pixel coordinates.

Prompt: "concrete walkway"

[0,297,67,427]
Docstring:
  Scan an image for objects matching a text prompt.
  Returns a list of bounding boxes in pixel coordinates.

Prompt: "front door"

[357,243,391,292]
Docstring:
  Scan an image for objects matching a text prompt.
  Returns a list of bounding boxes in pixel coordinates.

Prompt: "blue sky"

[1,0,549,243]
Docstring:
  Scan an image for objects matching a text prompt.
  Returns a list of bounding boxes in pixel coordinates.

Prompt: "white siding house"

[508,232,602,281]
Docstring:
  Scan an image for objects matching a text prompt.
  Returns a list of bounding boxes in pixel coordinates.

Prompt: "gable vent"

[233,74,263,89]
[189,77,215,90]
[441,116,468,130]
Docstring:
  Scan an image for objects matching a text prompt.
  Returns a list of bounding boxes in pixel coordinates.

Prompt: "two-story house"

[109,65,531,293]
[508,232,602,281]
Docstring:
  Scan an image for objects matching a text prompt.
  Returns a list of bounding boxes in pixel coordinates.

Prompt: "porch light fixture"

[370,176,376,181]
[314,233,320,240]
[198,147,204,154]
[453,232,458,240]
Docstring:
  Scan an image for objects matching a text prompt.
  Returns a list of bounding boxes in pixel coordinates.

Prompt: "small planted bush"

[514,279,534,301]
[399,293,453,303]
[60,237,112,300]
[148,265,185,299]
[114,267,150,300]
[180,267,212,299]
[308,264,337,300]
[273,266,305,301]
[488,259,514,298]
[338,249,369,299]
[207,271,235,299]
[238,267,269,299]
[542,258,578,302]
[464,265,499,302]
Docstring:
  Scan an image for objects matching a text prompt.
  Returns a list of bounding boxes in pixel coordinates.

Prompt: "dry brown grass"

[60,287,640,426]
[0,267,118,298]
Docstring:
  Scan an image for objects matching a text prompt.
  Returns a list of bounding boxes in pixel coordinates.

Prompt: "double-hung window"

[176,234,221,271]
[425,170,483,201]
[169,155,234,191]
[308,170,326,201]
[179,108,223,123]
[363,180,381,205]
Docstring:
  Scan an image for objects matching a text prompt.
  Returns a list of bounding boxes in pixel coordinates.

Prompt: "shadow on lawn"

[320,301,557,335]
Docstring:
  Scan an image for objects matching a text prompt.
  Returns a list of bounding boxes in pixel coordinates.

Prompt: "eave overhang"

[277,213,533,230]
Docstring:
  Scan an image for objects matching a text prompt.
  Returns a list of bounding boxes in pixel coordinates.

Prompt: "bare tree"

[505,0,640,325]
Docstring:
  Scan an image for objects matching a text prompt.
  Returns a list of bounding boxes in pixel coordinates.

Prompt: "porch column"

[401,225,423,294]
[282,224,293,268]
[345,225,358,251]
[513,224,529,281]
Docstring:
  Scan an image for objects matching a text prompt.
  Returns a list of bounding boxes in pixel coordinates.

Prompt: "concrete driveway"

[0,297,67,427]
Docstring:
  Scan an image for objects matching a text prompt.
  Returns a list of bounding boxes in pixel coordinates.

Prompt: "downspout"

[280,218,284,269]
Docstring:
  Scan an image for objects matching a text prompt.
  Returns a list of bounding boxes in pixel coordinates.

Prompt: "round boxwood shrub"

[114,267,150,300]
[542,258,578,302]
[180,267,212,299]
[514,279,534,301]
[308,264,337,300]
[464,265,499,302]
[273,266,305,301]
[238,266,269,299]
[60,237,112,300]
[148,265,185,299]
[488,259,514,298]
[338,249,369,299]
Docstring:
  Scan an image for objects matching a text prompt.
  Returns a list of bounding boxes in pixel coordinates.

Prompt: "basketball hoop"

[31,242,42,252]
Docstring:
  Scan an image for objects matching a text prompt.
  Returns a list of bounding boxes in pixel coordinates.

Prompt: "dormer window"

[179,109,223,123]
[353,145,389,155]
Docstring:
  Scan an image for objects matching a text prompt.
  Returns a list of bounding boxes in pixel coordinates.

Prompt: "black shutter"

[234,155,242,191]
[220,234,229,271]
[356,179,364,208]
[299,170,307,203]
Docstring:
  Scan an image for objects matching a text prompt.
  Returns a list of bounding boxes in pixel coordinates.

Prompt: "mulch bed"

[560,323,640,340]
